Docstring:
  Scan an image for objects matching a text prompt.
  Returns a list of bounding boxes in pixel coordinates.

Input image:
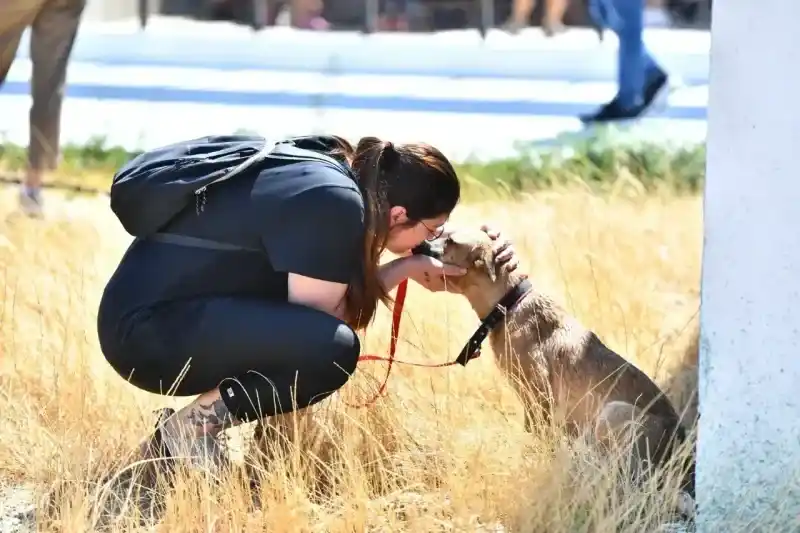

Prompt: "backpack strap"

[193,138,280,213]
[147,233,262,252]
[266,141,355,181]
[193,138,352,209]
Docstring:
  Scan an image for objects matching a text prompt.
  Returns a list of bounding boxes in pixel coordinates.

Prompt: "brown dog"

[440,229,694,496]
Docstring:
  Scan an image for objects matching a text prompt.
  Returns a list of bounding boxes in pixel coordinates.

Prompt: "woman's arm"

[287,274,348,321]
[380,254,469,292]
[286,259,413,327]
[287,258,413,322]
[379,257,417,292]
[260,176,364,322]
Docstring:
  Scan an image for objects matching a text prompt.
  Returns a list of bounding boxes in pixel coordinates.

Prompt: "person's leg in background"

[21,0,86,217]
[503,0,535,33]
[581,0,669,124]
[290,0,329,29]
[0,2,41,83]
[612,0,668,112]
[542,0,569,37]
[379,0,410,31]
[0,1,44,215]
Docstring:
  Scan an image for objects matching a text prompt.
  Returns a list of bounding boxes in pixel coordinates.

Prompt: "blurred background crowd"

[159,0,711,34]
[1,0,710,217]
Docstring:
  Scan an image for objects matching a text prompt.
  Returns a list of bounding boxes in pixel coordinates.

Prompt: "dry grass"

[0,186,701,532]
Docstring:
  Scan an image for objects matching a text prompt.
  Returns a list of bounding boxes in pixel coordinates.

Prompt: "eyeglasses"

[420,220,445,242]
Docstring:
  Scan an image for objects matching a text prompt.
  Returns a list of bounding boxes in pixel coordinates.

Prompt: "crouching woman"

[97,134,519,473]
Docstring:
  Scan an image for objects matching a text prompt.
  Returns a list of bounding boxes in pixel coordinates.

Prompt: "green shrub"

[0,133,706,197]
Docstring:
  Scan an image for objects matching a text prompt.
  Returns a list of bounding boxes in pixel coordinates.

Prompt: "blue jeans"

[589,0,665,109]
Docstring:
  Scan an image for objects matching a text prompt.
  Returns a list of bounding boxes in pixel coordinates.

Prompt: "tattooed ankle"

[184,397,235,436]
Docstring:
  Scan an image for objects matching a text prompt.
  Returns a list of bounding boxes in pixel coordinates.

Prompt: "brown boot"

[135,407,179,480]
[91,408,178,529]
[133,407,231,485]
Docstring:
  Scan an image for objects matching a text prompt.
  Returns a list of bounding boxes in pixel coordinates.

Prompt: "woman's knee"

[329,321,361,379]
[218,321,361,421]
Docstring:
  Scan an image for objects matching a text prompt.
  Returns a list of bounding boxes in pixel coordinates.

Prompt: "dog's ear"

[472,244,498,283]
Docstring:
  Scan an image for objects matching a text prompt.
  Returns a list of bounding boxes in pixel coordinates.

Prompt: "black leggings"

[100,297,361,422]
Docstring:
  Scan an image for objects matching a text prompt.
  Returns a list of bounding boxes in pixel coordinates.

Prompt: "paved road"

[0,20,710,162]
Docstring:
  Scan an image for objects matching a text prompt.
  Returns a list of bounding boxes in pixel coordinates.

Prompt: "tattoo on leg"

[184,397,234,436]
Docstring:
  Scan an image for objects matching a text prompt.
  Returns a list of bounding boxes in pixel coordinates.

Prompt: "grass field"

[0,183,701,532]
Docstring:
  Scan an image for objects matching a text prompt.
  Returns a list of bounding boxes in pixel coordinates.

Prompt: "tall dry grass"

[0,186,701,532]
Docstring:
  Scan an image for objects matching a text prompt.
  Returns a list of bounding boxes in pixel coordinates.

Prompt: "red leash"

[346,279,471,408]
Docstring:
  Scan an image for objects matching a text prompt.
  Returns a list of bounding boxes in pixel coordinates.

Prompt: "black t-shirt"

[99,136,365,323]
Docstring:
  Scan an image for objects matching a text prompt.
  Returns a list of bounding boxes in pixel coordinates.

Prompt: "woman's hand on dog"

[438,223,520,272]
[479,223,520,274]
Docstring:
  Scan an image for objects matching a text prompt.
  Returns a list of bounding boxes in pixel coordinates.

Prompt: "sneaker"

[502,18,526,34]
[18,186,44,218]
[579,98,646,124]
[127,408,179,490]
[156,417,230,478]
[580,71,670,125]
[132,408,230,494]
[642,71,670,111]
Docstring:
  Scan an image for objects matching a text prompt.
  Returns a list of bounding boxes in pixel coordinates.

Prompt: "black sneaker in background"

[580,71,669,125]
[579,98,646,124]
[642,71,669,111]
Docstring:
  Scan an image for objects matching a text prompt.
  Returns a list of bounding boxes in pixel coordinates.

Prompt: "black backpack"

[110,134,352,238]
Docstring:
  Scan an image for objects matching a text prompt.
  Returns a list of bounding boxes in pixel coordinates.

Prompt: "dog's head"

[440,229,506,294]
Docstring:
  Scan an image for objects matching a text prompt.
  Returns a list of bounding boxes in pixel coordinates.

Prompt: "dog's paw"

[676,490,696,520]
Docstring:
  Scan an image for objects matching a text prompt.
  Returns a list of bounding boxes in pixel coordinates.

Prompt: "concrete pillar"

[698,0,800,531]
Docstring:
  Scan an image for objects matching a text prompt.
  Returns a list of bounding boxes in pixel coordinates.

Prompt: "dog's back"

[492,290,677,425]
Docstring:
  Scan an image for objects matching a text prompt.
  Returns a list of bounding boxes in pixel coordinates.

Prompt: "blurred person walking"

[0,0,86,217]
[580,0,669,123]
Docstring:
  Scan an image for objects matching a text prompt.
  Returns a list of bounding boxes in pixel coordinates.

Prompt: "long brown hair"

[317,135,460,330]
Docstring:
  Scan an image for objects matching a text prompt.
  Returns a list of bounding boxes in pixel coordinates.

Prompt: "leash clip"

[455,333,484,366]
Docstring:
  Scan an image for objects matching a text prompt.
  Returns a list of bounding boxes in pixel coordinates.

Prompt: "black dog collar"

[455,278,533,366]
